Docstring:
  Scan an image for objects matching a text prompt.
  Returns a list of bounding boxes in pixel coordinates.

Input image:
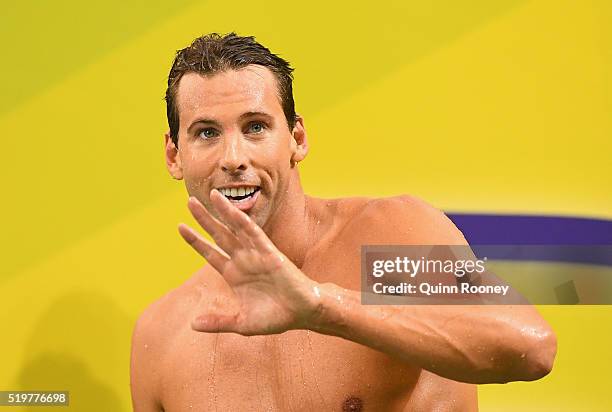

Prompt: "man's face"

[165,65,307,228]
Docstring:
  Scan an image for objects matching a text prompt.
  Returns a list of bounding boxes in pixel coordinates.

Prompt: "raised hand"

[178,190,321,336]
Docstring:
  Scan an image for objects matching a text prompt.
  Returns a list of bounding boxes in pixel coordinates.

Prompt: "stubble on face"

[173,65,296,229]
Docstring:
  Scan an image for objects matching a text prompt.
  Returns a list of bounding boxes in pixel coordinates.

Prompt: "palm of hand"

[178,191,319,335]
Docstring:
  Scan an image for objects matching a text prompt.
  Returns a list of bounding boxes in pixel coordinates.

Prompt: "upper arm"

[130,308,163,412]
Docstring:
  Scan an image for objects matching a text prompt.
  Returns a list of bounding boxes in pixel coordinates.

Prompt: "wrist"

[297,280,325,331]
[303,282,352,338]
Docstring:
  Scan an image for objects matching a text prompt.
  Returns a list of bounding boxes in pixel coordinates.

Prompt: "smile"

[216,185,261,211]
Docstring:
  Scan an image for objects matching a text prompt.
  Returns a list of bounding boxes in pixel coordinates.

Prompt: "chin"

[249,212,267,228]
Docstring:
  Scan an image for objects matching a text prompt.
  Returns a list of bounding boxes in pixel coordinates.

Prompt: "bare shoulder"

[131,266,224,354]
[133,274,199,344]
[336,194,468,245]
[130,268,213,410]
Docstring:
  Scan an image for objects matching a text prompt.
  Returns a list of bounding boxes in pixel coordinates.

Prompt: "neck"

[261,171,321,269]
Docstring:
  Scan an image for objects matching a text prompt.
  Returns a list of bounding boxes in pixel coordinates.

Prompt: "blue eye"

[249,122,264,133]
[199,128,218,139]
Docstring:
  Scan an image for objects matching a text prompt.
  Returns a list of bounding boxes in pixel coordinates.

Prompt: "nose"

[220,133,248,174]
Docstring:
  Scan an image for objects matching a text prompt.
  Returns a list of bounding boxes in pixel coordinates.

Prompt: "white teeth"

[218,186,258,198]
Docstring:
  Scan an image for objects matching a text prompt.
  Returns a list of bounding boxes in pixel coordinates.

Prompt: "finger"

[187,196,240,254]
[209,189,257,248]
[178,223,230,273]
[210,190,274,252]
[191,312,239,333]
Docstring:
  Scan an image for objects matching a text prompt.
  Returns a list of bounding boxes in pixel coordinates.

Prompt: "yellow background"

[1,0,610,410]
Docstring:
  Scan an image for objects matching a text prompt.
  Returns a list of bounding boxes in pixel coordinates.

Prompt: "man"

[131,33,556,411]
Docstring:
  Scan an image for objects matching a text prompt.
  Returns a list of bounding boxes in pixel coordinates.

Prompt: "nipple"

[342,396,363,412]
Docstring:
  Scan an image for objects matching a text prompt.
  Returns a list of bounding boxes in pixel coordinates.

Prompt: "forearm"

[307,282,557,384]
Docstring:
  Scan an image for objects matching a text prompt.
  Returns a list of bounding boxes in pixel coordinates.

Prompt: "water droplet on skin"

[298,338,307,389]
[520,353,526,359]
[144,344,148,349]
[336,294,344,305]
[377,310,390,321]
[520,325,547,339]
[209,334,219,411]
[306,331,328,409]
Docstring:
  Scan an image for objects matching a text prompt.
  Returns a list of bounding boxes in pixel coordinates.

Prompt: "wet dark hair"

[165,32,296,146]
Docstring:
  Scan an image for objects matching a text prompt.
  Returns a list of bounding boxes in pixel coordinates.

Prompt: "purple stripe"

[446,214,612,245]
[446,214,612,266]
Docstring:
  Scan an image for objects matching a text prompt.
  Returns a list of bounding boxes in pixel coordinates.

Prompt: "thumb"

[191,312,239,333]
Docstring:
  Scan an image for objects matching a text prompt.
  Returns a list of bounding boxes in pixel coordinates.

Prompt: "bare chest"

[159,326,419,412]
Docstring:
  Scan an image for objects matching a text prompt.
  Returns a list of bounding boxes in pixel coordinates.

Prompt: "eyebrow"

[239,111,273,121]
[186,111,274,134]
[187,117,222,134]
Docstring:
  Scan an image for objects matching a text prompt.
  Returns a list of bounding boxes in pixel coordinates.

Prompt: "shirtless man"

[130,33,556,411]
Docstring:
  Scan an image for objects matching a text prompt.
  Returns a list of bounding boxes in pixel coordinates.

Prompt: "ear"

[164,131,183,180]
[290,115,309,167]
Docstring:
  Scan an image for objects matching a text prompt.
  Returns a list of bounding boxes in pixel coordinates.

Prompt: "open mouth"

[217,185,261,205]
